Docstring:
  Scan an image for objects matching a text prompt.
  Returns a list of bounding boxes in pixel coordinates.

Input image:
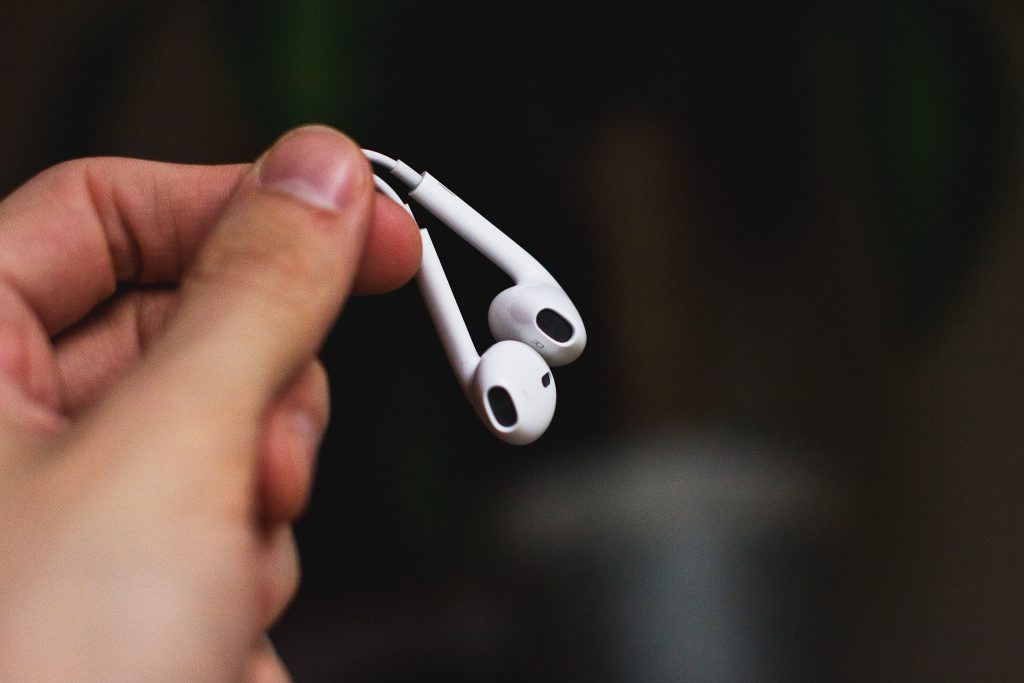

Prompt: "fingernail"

[259,127,363,211]
[290,410,323,460]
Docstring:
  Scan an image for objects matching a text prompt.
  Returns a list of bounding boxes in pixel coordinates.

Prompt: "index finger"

[0,157,420,335]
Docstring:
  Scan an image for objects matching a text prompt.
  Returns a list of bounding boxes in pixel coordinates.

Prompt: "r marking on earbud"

[531,340,545,350]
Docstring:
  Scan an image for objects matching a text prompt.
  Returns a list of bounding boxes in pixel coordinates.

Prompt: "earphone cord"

[364,149,419,220]
[363,149,398,170]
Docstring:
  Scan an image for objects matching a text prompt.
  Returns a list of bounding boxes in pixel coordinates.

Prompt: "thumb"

[167,125,373,408]
[82,126,373,471]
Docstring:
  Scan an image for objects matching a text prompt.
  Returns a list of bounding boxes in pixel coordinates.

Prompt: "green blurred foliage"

[847,0,1010,336]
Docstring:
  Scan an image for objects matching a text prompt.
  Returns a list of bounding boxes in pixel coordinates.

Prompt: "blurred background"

[3,1,1023,680]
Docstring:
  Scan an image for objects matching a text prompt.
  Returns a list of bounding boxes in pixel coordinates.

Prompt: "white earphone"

[364,150,586,445]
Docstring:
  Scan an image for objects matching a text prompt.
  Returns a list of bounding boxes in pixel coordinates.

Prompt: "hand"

[0,126,421,681]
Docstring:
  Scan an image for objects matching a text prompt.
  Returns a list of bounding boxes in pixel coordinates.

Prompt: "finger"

[244,635,293,683]
[54,287,179,414]
[162,125,372,416]
[0,381,66,443]
[54,289,325,522]
[260,360,329,523]
[52,201,420,413]
[353,194,422,294]
[0,160,245,334]
[0,153,420,337]
[259,525,301,630]
[0,283,62,411]
[79,126,373,483]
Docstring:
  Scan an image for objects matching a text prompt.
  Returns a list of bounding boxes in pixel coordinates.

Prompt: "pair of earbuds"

[365,150,586,445]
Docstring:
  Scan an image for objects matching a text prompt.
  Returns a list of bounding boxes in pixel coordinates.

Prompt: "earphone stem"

[416,228,480,390]
[407,174,555,284]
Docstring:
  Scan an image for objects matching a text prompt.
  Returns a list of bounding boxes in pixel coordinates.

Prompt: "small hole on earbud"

[541,372,551,387]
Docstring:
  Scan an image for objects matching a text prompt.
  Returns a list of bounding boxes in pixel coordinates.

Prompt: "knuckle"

[33,158,114,207]
[35,158,88,188]
[190,229,320,309]
[302,360,331,426]
[275,555,300,611]
[261,527,301,627]
[29,160,97,214]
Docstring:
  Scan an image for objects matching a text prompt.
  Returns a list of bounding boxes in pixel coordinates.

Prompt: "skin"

[0,126,421,681]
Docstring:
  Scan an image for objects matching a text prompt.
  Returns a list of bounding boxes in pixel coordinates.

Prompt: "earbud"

[471,341,557,445]
[488,282,586,367]
[414,229,557,444]
[404,171,587,366]
[363,150,586,444]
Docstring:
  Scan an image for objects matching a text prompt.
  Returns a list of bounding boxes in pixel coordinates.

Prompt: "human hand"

[0,126,421,681]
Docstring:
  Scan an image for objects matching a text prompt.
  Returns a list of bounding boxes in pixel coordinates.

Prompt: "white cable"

[363,149,423,189]
[372,174,404,205]
[372,174,417,221]
[363,149,397,170]
[416,228,479,389]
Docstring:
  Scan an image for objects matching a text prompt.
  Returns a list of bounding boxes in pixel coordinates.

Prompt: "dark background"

[3,1,1024,680]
